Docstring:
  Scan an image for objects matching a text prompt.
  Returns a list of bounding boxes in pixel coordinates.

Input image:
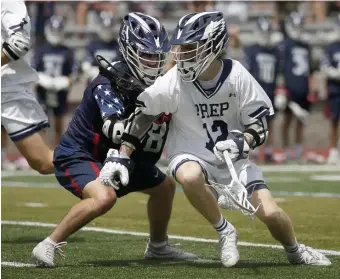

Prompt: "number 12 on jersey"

[203,120,229,153]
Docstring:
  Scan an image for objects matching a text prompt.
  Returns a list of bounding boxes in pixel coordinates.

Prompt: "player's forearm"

[1,50,10,65]
[119,144,134,157]
[243,117,269,149]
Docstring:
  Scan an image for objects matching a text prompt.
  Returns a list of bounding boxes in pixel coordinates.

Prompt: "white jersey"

[137,59,274,166]
[1,0,38,89]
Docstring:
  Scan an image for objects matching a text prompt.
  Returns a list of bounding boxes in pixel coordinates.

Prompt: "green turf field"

[1,167,340,279]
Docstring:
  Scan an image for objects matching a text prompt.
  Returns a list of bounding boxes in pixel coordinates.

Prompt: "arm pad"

[244,115,269,148]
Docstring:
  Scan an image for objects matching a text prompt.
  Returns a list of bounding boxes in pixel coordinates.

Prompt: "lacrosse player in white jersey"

[1,0,54,174]
[104,11,331,267]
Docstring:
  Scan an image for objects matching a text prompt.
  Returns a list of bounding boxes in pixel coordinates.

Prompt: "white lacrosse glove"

[53,76,70,91]
[274,87,289,111]
[99,149,134,190]
[214,130,250,162]
[38,72,56,90]
[288,101,309,125]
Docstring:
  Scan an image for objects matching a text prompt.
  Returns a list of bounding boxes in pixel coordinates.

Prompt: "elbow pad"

[244,116,269,148]
[2,33,31,61]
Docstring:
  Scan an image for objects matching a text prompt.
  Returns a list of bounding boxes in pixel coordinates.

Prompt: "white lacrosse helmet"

[170,11,228,82]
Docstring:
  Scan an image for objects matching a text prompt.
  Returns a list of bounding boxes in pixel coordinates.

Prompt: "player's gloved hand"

[38,72,56,90]
[213,130,250,162]
[274,87,289,110]
[99,149,134,190]
[53,76,70,91]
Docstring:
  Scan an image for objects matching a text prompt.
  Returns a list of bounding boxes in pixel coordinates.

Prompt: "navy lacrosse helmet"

[98,11,116,42]
[45,16,65,46]
[285,12,305,40]
[118,12,171,86]
[170,11,228,82]
[256,17,273,47]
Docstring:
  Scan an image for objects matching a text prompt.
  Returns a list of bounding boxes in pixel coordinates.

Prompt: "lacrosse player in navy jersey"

[276,12,314,162]
[321,15,340,165]
[81,11,122,83]
[106,11,331,267]
[32,12,197,268]
[32,16,76,146]
[243,17,279,162]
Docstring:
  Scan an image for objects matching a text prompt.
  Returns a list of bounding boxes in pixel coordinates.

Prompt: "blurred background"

[2,0,340,170]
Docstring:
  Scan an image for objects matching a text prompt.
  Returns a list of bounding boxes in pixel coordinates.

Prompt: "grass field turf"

[1,168,340,278]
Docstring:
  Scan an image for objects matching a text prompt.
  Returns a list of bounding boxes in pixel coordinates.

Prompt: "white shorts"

[168,153,268,194]
[1,83,49,141]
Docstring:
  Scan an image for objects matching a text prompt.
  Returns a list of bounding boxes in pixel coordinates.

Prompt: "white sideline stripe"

[1,261,35,267]
[2,220,340,256]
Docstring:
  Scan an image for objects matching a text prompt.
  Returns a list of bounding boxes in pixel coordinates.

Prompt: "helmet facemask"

[120,39,169,86]
[171,33,226,82]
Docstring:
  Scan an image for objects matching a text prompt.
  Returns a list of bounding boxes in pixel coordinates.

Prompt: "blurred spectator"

[32,16,76,146]
[81,11,122,83]
[76,1,117,31]
[242,18,279,163]
[216,1,248,24]
[225,25,243,61]
[274,1,299,27]
[26,1,56,46]
[277,12,314,162]
[187,1,215,13]
[320,16,340,165]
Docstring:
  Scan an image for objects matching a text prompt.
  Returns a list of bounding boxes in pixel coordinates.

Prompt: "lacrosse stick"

[208,151,260,216]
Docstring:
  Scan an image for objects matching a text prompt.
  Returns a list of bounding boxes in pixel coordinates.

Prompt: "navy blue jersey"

[85,39,122,66]
[277,39,312,95]
[32,43,76,77]
[59,74,169,166]
[321,41,340,96]
[243,44,279,96]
